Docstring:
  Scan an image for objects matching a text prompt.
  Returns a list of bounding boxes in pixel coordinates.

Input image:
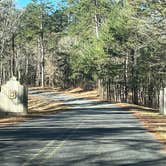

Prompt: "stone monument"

[159,88,166,115]
[0,77,28,116]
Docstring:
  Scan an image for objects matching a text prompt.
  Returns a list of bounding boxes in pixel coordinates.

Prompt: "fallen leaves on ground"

[0,92,67,126]
[133,111,166,150]
[28,95,66,114]
[0,117,27,127]
[116,103,166,151]
[62,87,99,100]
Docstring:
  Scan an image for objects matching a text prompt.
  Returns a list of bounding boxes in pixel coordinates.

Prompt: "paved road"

[0,90,166,166]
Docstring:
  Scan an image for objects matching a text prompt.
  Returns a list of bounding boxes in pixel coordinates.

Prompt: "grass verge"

[115,103,166,150]
[0,90,67,126]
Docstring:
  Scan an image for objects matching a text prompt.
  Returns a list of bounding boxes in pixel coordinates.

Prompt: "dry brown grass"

[62,87,99,100]
[0,117,27,127]
[28,86,61,91]
[29,86,99,100]
[132,111,166,150]
[0,90,67,126]
[116,102,166,150]
[28,95,67,114]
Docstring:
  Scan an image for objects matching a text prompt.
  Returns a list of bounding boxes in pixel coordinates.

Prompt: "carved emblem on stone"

[8,90,17,99]
[0,77,28,116]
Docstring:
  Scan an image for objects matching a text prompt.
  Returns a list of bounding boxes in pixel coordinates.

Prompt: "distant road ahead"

[0,89,166,166]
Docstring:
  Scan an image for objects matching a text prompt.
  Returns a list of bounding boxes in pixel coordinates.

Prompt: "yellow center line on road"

[44,123,84,160]
[22,120,84,165]
[22,140,55,166]
[46,140,66,159]
[96,141,105,155]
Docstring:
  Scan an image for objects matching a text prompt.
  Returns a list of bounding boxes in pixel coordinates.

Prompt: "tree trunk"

[39,5,45,87]
[11,33,16,77]
[124,52,129,102]
[40,32,44,87]
[94,0,99,39]
[0,62,3,85]
[131,49,138,104]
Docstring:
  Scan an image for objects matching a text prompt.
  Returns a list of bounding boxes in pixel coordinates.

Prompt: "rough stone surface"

[0,77,27,116]
[164,88,166,115]
[160,88,166,115]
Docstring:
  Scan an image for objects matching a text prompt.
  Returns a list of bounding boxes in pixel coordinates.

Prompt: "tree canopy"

[0,0,165,108]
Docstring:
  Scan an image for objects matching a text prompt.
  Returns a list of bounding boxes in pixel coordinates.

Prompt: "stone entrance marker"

[0,77,28,116]
[159,88,166,115]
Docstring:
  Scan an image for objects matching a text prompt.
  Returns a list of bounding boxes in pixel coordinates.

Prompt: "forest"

[0,0,165,108]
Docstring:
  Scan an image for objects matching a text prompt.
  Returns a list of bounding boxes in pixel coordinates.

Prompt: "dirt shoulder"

[0,89,67,126]
[28,95,66,114]
[0,117,27,127]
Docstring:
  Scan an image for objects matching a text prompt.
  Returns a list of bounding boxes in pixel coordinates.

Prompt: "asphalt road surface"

[0,89,166,166]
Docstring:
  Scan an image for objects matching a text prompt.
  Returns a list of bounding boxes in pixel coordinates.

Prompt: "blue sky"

[15,0,32,8]
[15,0,63,9]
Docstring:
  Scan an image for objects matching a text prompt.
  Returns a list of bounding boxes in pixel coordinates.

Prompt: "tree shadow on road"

[0,96,166,166]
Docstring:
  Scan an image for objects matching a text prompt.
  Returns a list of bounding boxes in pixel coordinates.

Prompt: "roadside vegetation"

[0,0,165,108]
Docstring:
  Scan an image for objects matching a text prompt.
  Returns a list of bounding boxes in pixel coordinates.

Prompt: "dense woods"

[0,0,165,108]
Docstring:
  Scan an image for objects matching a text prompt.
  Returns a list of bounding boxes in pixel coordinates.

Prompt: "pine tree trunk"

[0,62,3,85]
[40,7,45,87]
[94,0,99,39]
[124,52,129,102]
[11,33,16,77]
[131,49,138,104]
[40,33,44,87]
